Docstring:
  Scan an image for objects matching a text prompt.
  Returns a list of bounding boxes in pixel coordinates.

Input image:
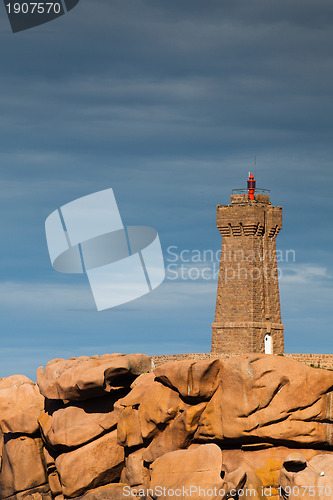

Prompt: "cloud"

[279,263,333,315]
[279,264,331,285]
[0,281,91,310]
[3,260,330,316]
[0,277,217,312]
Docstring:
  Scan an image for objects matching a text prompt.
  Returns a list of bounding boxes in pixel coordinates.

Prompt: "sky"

[0,0,333,380]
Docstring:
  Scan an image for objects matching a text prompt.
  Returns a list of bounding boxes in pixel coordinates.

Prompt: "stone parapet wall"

[286,353,333,370]
[152,353,213,368]
[152,352,333,369]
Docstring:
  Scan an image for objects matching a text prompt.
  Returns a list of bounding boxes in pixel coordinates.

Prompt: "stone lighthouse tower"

[211,174,284,355]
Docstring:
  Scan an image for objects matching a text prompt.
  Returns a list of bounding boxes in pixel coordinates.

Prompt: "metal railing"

[232,188,270,195]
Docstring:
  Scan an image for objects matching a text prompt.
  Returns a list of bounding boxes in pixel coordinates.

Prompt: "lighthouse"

[211,175,284,355]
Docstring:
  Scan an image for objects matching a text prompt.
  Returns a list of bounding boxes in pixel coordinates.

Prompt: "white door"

[264,334,273,354]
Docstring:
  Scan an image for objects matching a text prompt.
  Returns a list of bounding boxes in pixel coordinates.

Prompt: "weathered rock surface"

[142,402,206,463]
[37,354,151,401]
[279,453,333,500]
[0,375,44,435]
[114,372,155,410]
[154,358,223,401]
[221,446,327,500]
[117,406,144,448]
[195,354,333,446]
[148,443,264,499]
[149,444,225,500]
[75,483,138,499]
[0,436,48,499]
[43,448,62,498]
[5,484,52,499]
[38,395,121,450]
[55,429,125,498]
[117,379,189,448]
[0,429,3,469]
[2,353,333,500]
[120,449,150,488]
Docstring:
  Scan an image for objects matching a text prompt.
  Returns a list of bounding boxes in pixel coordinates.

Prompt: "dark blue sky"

[0,0,333,380]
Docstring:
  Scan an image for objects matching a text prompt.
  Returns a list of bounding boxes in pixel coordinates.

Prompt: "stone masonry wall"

[286,353,333,370]
[211,325,285,355]
[152,352,333,369]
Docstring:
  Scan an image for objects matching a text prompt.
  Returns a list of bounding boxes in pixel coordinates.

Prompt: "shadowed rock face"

[37,353,152,401]
[38,394,123,451]
[1,353,333,500]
